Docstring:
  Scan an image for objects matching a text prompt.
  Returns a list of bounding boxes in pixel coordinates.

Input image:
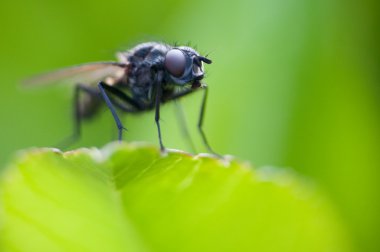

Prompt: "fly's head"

[164,46,212,88]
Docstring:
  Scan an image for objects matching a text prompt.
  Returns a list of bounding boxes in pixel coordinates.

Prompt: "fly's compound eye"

[165,49,186,77]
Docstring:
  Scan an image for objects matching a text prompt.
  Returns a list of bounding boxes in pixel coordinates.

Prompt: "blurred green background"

[0,0,379,251]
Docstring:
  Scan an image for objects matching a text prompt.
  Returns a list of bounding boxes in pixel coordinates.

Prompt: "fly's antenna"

[198,56,212,64]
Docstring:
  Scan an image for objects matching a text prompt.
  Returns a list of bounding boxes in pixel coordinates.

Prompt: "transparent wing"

[23,62,128,87]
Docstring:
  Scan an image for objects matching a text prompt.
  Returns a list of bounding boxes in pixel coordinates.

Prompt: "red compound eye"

[165,49,186,77]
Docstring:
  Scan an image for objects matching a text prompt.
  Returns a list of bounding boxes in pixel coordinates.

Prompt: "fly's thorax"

[125,42,168,81]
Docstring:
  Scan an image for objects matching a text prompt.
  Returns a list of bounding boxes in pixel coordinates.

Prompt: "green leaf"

[0,143,351,252]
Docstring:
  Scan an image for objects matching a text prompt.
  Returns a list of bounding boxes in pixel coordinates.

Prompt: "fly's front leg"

[198,86,219,155]
[174,100,196,153]
[155,82,165,151]
[162,86,219,155]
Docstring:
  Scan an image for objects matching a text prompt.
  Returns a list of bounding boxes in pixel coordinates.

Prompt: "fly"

[25,42,216,154]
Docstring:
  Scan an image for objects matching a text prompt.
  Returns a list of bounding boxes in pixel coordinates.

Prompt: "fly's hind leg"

[58,84,100,149]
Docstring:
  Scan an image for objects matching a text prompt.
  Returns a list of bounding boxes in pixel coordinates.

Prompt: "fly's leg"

[73,84,100,139]
[98,81,144,141]
[174,100,197,153]
[155,82,165,151]
[162,86,219,155]
[58,84,99,149]
[198,86,219,156]
[98,82,127,141]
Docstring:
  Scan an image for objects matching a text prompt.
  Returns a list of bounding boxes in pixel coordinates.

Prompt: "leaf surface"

[0,143,351,252]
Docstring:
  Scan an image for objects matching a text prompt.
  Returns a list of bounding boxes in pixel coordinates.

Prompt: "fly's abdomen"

[78,94,102,119]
